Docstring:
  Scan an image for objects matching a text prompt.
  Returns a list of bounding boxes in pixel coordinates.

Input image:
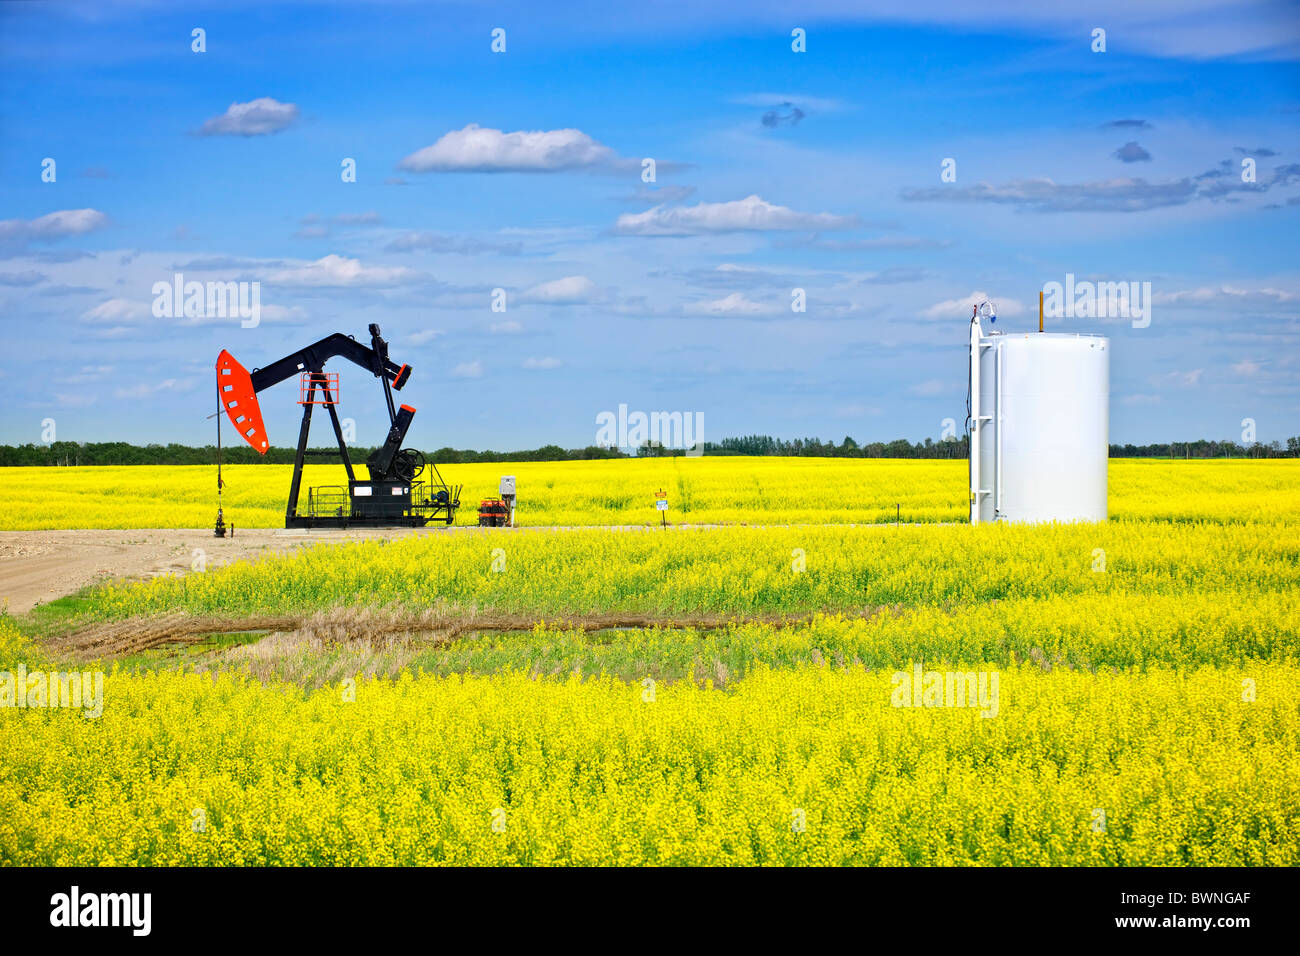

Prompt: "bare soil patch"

[0,527,434,614]
[45,603,891,662]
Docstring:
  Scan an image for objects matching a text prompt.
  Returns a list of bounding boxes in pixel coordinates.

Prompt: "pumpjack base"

[293,479,461,530]
[285,515,446,529]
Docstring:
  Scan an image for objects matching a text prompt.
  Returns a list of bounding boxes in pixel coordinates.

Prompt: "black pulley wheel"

[393,448,426,483]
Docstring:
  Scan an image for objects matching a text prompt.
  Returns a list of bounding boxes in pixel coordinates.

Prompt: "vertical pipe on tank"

[969,317,982,524]
[995,340,1003,518]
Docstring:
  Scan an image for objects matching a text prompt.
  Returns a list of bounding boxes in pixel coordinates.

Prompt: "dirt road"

[0,527,428,614]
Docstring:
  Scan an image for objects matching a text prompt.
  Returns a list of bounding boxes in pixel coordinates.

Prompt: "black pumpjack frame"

[243,324,460,528]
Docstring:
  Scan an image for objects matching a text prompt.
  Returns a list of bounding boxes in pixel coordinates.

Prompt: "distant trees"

[704,434,970,459]
[0,441,644,467]
[1110,439,1296,459]
[0,441,305,467]
[426,444,625,464]
[1,435,1296,466]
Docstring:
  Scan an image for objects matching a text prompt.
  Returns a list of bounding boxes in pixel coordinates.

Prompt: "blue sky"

[1,0,1298,451]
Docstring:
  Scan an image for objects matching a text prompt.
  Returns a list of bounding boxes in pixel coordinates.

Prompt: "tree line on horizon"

[2,434,1297,466]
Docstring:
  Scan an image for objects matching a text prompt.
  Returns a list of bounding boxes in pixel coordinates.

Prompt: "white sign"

[655,499,668,511]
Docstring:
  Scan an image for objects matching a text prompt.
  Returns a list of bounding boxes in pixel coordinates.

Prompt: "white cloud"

[293,212,384,240]
[521,275,597,304]
[259,304,306,323]
[814,0,1300,61]
[616,195,859,236]
[83,297,148,322]
[80,296,304,327]
[398,124,616,173]
[1152,369,1204,387]
[1231,359,1262,376]
[199,97,299,137]
[89,327,135,343]
[802,236,951,251]
[333,211,382,226]
[688,292,781,316]
[1153,285,1297,306]
[908,379,948,397]
[407,329,445,346]
[56,365,115,386]
[450,360,483,378]
[385,231,523,255]
[903,176,1201,213]
[113,378,193,400]
[265,254,420,287]
[621,185,698,205]
[52,392,99,408]
[0,209,109,245]
[923,290,1025,320]
[89,326,135,340]
[522,356,561,369]
[176,303,306,327]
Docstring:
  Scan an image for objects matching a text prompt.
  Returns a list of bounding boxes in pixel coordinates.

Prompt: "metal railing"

[303,480,463,522]
[305,485,350,518]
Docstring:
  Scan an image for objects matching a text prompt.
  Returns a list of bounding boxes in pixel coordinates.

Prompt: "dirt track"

[48,606,848,662]
[0,527,431,614]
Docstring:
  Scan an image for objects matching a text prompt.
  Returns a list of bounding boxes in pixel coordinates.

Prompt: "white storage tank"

[969,308,1108,524]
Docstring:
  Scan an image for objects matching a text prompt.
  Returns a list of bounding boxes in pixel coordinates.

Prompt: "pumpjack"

[215,324,461,528]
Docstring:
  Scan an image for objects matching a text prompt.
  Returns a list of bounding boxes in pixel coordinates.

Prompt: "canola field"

[1,457,1298,528]
[2,640,1294,867]
[2,458,1299,866]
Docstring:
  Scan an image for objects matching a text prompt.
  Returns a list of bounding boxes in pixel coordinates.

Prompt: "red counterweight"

[216,349,269,453]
